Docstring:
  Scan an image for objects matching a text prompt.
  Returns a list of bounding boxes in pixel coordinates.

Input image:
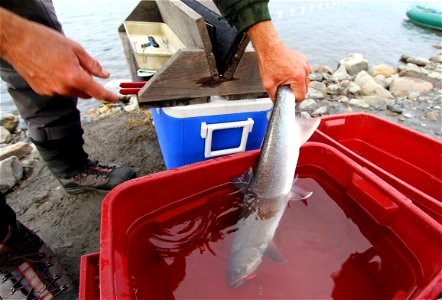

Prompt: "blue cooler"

[151,98,273,169]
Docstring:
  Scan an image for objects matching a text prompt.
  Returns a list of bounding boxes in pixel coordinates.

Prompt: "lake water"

[1,0,441,115]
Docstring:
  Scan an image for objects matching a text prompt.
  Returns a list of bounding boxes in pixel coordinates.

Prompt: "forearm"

[247,21,282,62]
[0,7,28,62]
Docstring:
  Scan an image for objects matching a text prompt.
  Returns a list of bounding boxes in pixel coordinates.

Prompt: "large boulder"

[331,65,352,81]
[390,77,433,97]
[338,53,368,76]
[354,71,394,98]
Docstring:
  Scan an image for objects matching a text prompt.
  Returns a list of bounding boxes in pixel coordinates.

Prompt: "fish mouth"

[229,278,246,288]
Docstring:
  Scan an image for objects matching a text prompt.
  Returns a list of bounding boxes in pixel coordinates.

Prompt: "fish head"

[228,246,263,288]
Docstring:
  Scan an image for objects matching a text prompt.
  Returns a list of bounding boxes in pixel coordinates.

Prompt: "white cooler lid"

[162,98,273,118]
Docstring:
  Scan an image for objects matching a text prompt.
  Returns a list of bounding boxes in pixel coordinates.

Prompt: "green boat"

[406,5,442,30]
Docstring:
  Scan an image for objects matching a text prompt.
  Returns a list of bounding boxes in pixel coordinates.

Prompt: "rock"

[309,81,327,94]
[327,83,344,95]
[300,111,312,119]
[400,54,411,62]
[427,110,440,122]
[359,96,394,108]
[403,113,413,118]
[433,44,442,49]
[313,64,333,74]
[433,105,441,110]
[309,72,324,81]
[311,106,328,116]
[430,55,442,64]
[0,114,19,133]
[387,104,403,114]
[306,88,325,100]
[0,126,12,144]
[299,99,317,110]
[390,77,433,97]
[337,96,349,103]
[347,82,361,95]
[0,141,33,161]
[355,71,394,98]
[331,65,352,81]
[406,57,431,67]
[0,156,23,193]
[338,53,369,76]
[370,64,396,78]
[348,99,369,108]
[398,63,429,76]
[375,75,390,89]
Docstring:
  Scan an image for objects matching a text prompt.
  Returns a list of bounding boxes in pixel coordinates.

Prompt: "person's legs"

[1,0,135,193]
[0,193,74,299]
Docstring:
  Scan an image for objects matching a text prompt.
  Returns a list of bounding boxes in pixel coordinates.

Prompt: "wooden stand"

[118,0,265,107]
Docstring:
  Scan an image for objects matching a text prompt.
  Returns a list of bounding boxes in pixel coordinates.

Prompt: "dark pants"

[0,0,89,179]
[0,0,90,235]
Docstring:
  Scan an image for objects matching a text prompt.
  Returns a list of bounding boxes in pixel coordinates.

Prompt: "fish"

[228,85,320,288]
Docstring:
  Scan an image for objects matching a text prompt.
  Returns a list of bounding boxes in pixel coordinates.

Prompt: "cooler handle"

[201,118,254,158]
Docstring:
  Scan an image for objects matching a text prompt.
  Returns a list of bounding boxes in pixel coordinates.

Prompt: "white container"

[123,21,185,70]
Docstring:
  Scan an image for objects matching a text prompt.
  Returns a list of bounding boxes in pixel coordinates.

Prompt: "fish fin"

[264,241,286,263]
[230,167,253,192]
[296,117,321,145]
[289,184,313,201]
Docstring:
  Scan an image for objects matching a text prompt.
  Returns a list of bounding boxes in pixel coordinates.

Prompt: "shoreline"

[0,50,441,293]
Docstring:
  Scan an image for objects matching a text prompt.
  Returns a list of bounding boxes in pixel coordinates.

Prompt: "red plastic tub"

[79,253,100,300]
[313,113,442,222]
[98,142,442,300]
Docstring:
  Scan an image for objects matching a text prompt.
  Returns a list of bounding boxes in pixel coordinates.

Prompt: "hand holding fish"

[248,21,311,102]
[0,8,118,103]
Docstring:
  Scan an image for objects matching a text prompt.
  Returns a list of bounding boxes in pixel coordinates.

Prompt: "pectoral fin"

[289,184,313,201]
[231,167,253,193]
[296,117,321,145]
[264,241,286,263]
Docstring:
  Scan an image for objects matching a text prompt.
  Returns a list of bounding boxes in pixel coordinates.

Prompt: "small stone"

[429,55,442,64]
[399,117,405,122]
[433,105,441,110]
[406,57,431,67]
[338,53,369,76]
[309,72,324,81]
[347,82,361,95]
[300,111,311,119]
[390,77,433,97]
[370,64,396,78]
[306,88,325,100]
[337,96,349,103]
[312,106,328,116]
[403,113,413,118]
[347,106,353,113]
[313,64,333,74]
[348,99,369,108]
[420,123,427,127]
[426,110,440,122]
[0,114,19,133]
[309,81,327,93]
[331,65,352,81]
[387,104,403,114]
[0,156,23,193]
[0,141,33,161]
[299,99,317,110]
[327,83,343,95]
[0,126,12,144]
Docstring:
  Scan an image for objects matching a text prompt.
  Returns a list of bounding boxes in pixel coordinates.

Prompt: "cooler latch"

[200,118,254,158]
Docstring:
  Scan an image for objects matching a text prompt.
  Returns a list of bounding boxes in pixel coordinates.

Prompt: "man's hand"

[247,21,311,102]
[0,8,117,103]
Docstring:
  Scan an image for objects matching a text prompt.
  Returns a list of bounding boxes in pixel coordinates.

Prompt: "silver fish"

[228,85,320,287]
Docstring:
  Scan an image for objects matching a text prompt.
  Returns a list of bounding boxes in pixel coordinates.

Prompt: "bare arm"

[0,8,117,102]
[247,21,311,102]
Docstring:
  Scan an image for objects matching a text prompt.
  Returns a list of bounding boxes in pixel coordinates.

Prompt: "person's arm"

[0,8,117,102]
[213,0,311,102]
[247,20,311,102]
